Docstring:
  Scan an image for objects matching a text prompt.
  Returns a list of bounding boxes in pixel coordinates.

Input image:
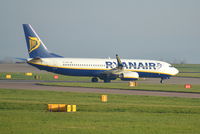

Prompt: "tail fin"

[22,24,63,58]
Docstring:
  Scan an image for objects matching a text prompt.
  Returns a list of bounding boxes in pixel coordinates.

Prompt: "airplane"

[22,24,179,83]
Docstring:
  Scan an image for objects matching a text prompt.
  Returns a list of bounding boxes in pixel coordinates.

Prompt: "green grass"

[174,64,200,72]
[176,73,200,78]
[39,82,200,93]
[0,88,200,134]
[173,64,200,77]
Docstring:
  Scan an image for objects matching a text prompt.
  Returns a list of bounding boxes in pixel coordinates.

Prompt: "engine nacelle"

[120,72,139,81]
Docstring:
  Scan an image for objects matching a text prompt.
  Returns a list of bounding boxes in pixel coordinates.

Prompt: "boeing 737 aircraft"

[22,24,179,83]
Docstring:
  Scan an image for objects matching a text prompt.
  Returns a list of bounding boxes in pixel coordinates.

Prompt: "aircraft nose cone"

[173,68,179,75]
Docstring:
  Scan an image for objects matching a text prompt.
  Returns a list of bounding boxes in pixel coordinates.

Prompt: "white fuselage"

[28,58,179,78]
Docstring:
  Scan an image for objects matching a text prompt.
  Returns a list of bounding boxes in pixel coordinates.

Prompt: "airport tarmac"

[0,79,200,98]
[0,63,47,73]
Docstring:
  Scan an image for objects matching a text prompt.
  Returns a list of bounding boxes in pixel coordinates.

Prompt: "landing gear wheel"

[91,77,98,82]
[103,79,111,83]
[160,79,163,84]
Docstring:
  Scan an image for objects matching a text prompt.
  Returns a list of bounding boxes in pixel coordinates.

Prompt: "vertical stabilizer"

[23,24,62,58]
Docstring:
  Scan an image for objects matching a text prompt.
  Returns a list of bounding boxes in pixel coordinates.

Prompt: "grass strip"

[0,88,200,134]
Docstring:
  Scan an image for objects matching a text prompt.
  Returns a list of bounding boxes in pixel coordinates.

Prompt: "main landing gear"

[103,79,111,83]
[160,77,169,84]
[91,77,98,82]
[91,77,112,83]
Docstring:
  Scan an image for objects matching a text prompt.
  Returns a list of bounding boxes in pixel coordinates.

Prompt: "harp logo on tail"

[29,37,41,53]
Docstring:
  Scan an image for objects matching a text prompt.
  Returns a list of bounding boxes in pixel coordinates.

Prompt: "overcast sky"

[0,0,199,63]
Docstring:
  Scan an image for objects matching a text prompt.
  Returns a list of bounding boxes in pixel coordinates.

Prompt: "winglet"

[116,54,123,69]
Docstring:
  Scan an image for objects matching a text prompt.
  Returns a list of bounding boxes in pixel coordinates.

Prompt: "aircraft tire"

[160,78,164,84]
[103,79,111,83]
[91,77,98,82]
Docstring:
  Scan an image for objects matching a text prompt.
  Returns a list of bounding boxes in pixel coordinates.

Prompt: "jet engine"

[120,72,139,81]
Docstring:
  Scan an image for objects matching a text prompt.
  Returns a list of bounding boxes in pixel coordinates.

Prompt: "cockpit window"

[169,65,174,67]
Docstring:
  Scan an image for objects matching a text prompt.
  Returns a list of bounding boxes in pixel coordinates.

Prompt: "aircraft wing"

[99,55,139,82]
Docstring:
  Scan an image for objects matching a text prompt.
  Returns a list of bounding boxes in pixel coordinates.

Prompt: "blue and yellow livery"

[23,24,62,58]
[23,24,179,83]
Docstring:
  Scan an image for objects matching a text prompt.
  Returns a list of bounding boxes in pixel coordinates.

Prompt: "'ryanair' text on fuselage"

[105,61,162,70]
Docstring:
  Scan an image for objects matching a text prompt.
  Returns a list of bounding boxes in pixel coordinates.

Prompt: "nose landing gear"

[160,78,164,84]
[160,77,170,84]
